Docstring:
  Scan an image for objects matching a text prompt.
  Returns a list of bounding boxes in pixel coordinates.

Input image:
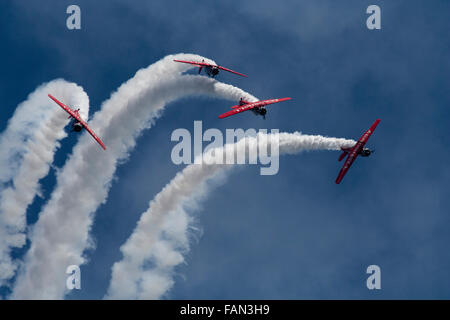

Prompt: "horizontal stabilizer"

[338,151,348,162]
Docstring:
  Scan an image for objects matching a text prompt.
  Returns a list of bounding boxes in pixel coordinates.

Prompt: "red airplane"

[48,94,106,150]
[173,59,248,78]
[218,97,291,119]
[335,119,380,184]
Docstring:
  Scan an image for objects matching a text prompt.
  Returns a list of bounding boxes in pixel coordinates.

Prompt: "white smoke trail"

[0,80,89,286]
[11,54,257,299]
[106,132,356,299]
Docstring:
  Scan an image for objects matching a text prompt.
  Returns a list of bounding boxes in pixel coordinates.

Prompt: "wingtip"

[371,119,381,130]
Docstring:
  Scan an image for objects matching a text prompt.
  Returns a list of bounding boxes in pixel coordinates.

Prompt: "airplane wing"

[335,153,358,184]
[216,65,248,77]
[174,60,248,77]
[173,59,212,74]
[48,94,80,121]
[358,119,381,145]
[218,102,257,119]
[338,146,354,161]
[257,97,292,106]
[218,98,291,119]
[78,118,107,150]
[173,59,210,67]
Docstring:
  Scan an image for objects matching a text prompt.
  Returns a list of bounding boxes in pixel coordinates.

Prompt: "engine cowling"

[73,122,83,132]
[211,67,219,76]
[360,148,371,157]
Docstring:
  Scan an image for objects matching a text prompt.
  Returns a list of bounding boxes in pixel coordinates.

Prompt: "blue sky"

[0,0,449,299]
